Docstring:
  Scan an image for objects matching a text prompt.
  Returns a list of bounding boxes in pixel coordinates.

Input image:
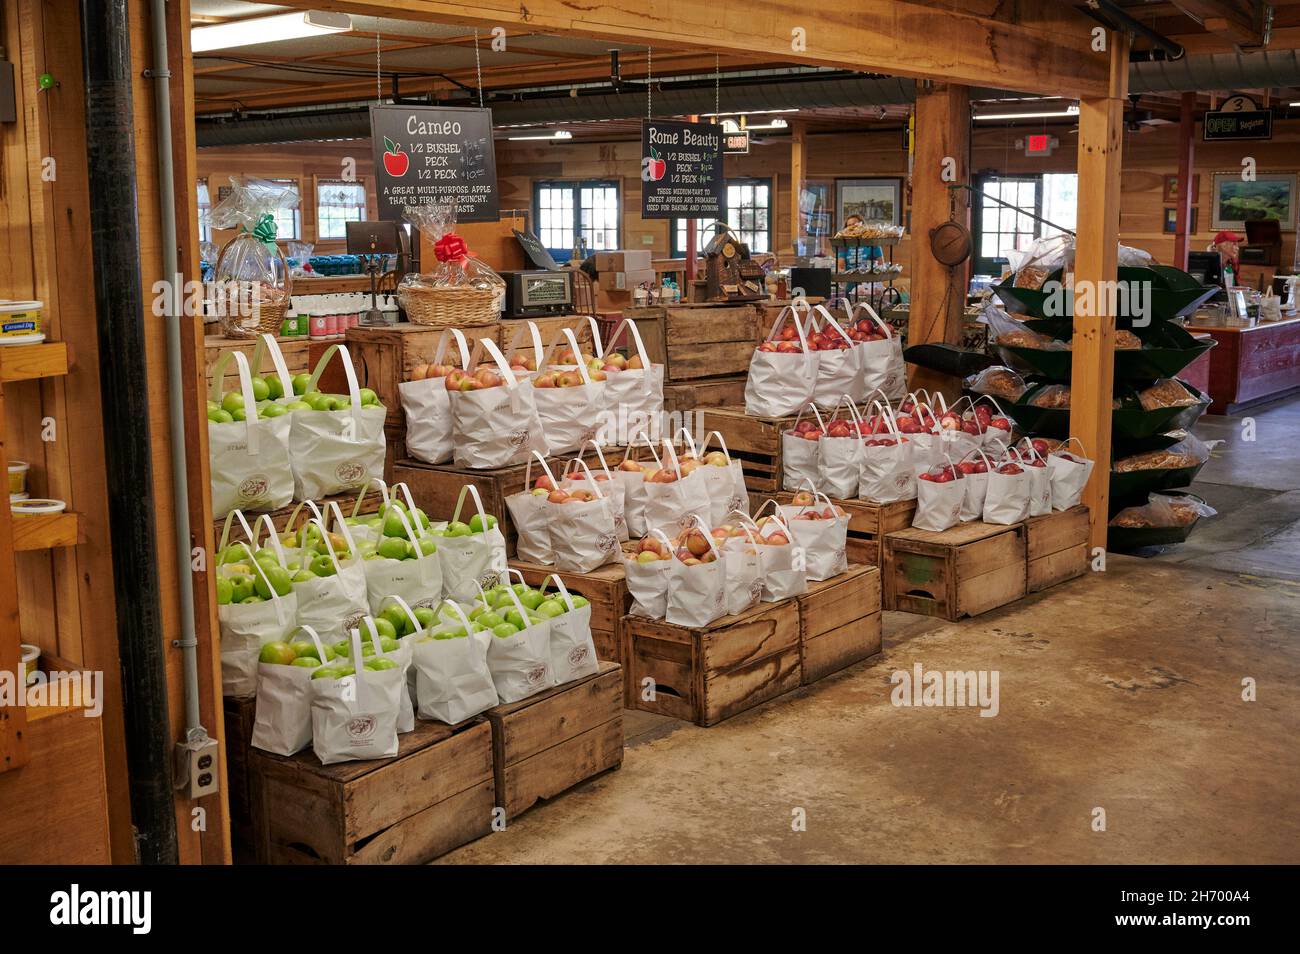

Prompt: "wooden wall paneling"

[1173,92,1196,269]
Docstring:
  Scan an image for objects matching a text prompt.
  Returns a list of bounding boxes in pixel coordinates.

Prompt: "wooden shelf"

[10,512,81,551]
[0,342,69,384]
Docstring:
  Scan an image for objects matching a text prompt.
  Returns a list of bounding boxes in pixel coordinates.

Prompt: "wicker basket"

[213,236,292,338]
[400,283,502,329]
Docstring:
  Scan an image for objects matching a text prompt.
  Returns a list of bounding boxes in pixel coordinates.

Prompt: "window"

[972,173,1077,276]
[532,180,621,261]
[672,177,772,257]
[264,177,302,241]
[197,179,212,244]
[316,179,367,240]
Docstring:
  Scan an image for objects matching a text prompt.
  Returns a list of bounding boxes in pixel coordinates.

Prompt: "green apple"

[215,578,233,605]
[266,375,285,400]
[519,589,545,611]
[504,610,527,630]
[291,656,320,668]
[207,400,220,413]
[491,622,518,638]
[380,499,409,515]
[438,626,467,640]
[230,576,256,604]
[207,406,232,424]
[250,376,270,402]
[378,636,400,653]
[376,537,410,561]
[221,391,244,415]
[415,537,438,557]
[467,605,488,620]
[230,407,248,422]
[371,617,399,642]
[445,521,471,537]
[258,641,297,666]
[364,658,398,671]
[381,511,409,539]
[311,666,343,680]
[358,387,379,406]
[290,640,334,661]
[291,570,314,584]
[240,595,265,604]
[261,402,288,418]
[570,595,589,608]
[291,373,313,396]
[469,513,497,533]
[411,508,431,530]
[285,400,312,411]
[478,612,504,629]
[413,606,436,629]
[310,554,337,577]
[254,565,292,600]
[536,600,565,619]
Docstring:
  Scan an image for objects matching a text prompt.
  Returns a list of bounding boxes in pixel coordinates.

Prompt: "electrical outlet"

[175,734,220,799]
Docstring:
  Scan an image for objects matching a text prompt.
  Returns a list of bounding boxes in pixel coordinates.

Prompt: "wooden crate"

[795,565,883,685]
[616,303,758,383]
[697,405,796,493]
[767,490,916,566]
[883,521,1027,621]
[1026,504,1090,593]
[248,718,494,864]
[623,597,802,726]
[499,314,594,357]
[509,559,630,665]
[213,485,386,542]
[204,333,311,395]
[663,374,747,416]
[391,446,626,557]
[485,661,624,820]
[222,695,257,863]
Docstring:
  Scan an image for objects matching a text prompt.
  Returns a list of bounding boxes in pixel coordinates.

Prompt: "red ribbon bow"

[434,233,470,264]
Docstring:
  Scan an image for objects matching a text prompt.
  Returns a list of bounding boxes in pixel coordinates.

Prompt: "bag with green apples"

[480,574,553,703]
[411,600,498,724]
[504,452,560,565]
[207,349,294,520]
[287,344,387,500]
[250,624,333,756]
[310,626,404,765]
[399,328,471,465]
[287,509,370,643]
[561,441,628,542]
[537,575,599,685]
[450,337,549,469]
[361,498,443,615]
[214,517,301,698]
[437,484,508,603]
[549,458,621,573]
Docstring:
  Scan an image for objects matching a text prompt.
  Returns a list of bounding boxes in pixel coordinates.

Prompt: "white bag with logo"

[438,484,509,603]
[982,448,1034,525]
[310,627,403,765]
[561,441,629,542]
[356,611,415,735]
[666,516,728,628]
[538,574,600,684]
[412,600,498,724]
[913,457,965,532]
[782,402,826,492]
[858,401,917,503]
[208,349,294,519]
[251,625,331,757]
[843,301,906,401]
[692,430,749,525]
[625,528,676,619]
[1017,440,1055,517]
[504,452,560,565]
[288,344,387,500]
[549,458,621,572]
[292,507,371,643]
[957,448,994,522]
[778,484,849,581]
[817,397,867,499]
[483,579,553,703]
[217,532,300,698]
[641,438,713,538]
[450,337,550,469]
[808,305,865,406]
[597,317,665,445]
[1047,437,1095,511]
[399,328,472,465]
[747,503,807,601]
[745,302,821,417]
[718,512,764,616]
[527,324,609,453]
[616,428,657,537]
[362,504,442,613]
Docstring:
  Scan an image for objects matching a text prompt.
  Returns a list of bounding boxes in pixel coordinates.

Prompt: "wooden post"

[685,115,698,292]
[908,82,969,397]
[790,119,807,255]
[1173,91,1196,269]
[1070,31,1129,550]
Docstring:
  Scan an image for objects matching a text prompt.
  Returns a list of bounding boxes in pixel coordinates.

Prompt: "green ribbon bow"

[243,213,278,251]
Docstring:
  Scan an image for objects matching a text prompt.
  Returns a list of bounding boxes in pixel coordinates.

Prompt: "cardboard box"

[594,250,652,273]
[609,268,656,291]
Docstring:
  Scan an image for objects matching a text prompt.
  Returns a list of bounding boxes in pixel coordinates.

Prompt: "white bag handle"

[251,332,295,401]
[1052,436,1090,459]
[763,300,812,340]
[559,327,594,385]
[305,343,365,442]
[675,426,700,460]
[379,594,426,638]
[828,394,865,432]
[572,440,614,478]
[209,350,263,454]
[451,483,494,532]
[476,337,528,413]
[679,512,724,563]
[224,538,291,625]
[343,627,372,708]
[538,573,578,612]
[605,317,655,395]
[434,599,475,635]
[448,328,473,370]
[524,449,560,492]
[476,569,533,627]
[862,399,903,438]
[696,430,733,462]
[350,477,391,520]
[558,457,607,500]
[321,501,360,554]
[306,515,348,574]
[506,319,547,370]
[789,402,828,434]
[290,624,329,665]
[844,300,893,338]
[749,499,796,541]
[810,304,855,347]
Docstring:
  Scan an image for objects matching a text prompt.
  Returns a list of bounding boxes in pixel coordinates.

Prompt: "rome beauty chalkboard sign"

[369,104,499,223]
[640,119,724,220]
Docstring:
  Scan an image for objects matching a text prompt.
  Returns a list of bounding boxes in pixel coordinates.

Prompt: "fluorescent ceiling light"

[975,105,1079,121]
[747,118,788,131]
[701,108,800,118]
[191,11,352,53]
[506,130,573,141]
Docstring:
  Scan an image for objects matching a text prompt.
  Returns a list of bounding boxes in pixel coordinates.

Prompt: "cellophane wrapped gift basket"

[397,203,504,329]
[207,177,298,338]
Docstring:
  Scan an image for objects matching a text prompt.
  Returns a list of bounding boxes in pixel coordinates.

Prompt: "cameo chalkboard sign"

[370,105,499,222]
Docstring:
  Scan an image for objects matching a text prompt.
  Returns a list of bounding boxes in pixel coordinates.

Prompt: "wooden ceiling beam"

[1166,0,1264,45]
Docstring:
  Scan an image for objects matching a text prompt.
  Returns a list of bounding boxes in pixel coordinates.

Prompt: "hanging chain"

[375,30,381,102]
[714,54,719,118]
[647,46,652,119]
[474,29,484,108]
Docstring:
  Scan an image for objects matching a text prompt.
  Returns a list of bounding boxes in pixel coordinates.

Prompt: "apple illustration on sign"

[643,145,666,182]
[382,136,410,177]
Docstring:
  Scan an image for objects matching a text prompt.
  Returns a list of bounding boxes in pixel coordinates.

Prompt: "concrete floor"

[440,398,1300,865]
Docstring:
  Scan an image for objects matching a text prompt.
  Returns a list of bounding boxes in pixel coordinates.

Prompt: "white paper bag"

[562,441,629,542]
[625,528,676,618]
[817,397,866,499]
[912,459,965,532]
[692,430,749,525]
[719,515,764,616]
[362,505,443,614]
[1017,441,1054,517]
[504,451,560,565]
[808,305,865,406]
[778,486,849,581]
[745,504,807,601]
[745,303,821,417]
[399,328,472,465]
[292,509,371,643]
[412,602,498,724]
[616,429,657,537]
[844,302,906,401]
[483,582,553,703]
[858,401,917,503]
[288,344,387,500]
[438,484,509,603]
[1047,438,1095,511]
[666,517,728,628]
[450,337,550,469]
[982,451,1033,525]
[598,318,665,446]
[549,458,621,572]
[208,349,295,519]
[957,449,993,522]
[782,402,826,493]
[641,438,713,539]
[357,612,415,735]
[310,627,403,765]
[530,325,609,453]
[538,574,600,684]
[251,625,330,756]
[217,537,300,698]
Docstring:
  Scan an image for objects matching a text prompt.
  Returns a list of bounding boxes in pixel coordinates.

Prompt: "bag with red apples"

[310,626,403,765]
[956,448,994,522]
[548,459,621,573]
[592,317,665,445]
[289,344,388,500]
[715,512,764,616]
[818,397,868,499]
[841,302,906,401]
[505,452,561,564]
[739,506,806,601]
[640,438,714,539]
[251,624,331,757]
[483,571,554,703]
[932,395,984,464]
[969,395,1016,450]
[981,448,1034,525]
[745,302,821,417]
[782,402,828,492]
[807,305,865,406]
[858,401,917,504]
[1014,439,1054,517]
[1047,438,1095,511]
[531,326,609,454]
[611,429,657,537]
[665,516,729,628]
[912,458,966,532]
[449,337,549,469]
[411,600,498,725]
[894,390,943,471]
[539,574,600,685]
[562,441,628,541]
[437,484,509,603]
[399,328,473,465]
[684,430,749,526]
[778,484,850,581]
[625,528,677,618]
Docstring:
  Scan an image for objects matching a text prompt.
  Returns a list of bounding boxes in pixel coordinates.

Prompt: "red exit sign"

[1021,134,1059,157]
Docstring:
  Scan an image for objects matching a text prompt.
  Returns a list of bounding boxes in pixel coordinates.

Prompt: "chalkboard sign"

[641,119,724,220]
[369,104,499,223]
[1203,108,1273,141]
[513,228,559,271]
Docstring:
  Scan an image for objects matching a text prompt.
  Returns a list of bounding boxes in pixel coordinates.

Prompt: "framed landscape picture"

[1211,173,1297,230]
[836,178,901,229]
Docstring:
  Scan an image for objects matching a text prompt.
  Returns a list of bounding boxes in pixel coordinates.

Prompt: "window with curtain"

[672,177,772,257]
[532,180,621,261]
[264,177,302,241]
[316,179,367,239]
[197,179,212,244]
